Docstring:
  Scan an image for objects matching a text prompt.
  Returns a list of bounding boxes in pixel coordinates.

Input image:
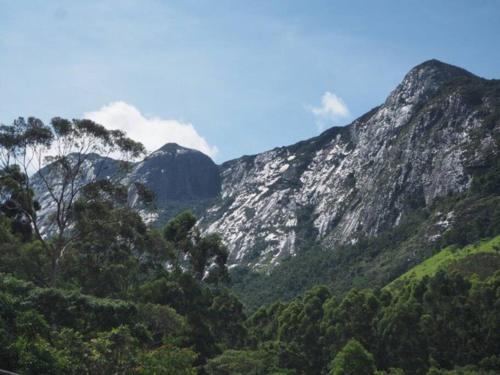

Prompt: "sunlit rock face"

[198,60,499,269]
[31,60,499,271]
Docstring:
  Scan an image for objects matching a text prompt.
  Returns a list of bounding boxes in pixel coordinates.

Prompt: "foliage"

[387,235,500,289]
[328,339,376,375]
[164,211,229,283]
[0,207,242,374]
[0,111,499,374]
[231,177,500,311]
[204,348,293,375]
[0,117,145,285]
[137,345,197,375]
[245,269,500,375]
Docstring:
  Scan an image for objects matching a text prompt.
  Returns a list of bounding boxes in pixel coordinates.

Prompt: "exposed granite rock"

[129,143,220,203]
[198,60,500,269]
[30,60,500,271]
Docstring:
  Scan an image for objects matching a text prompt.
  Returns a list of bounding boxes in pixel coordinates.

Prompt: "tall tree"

[328,339,376,375]
[0,117,145,285]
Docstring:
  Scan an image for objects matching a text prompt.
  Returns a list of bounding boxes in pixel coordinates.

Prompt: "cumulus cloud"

[84,101,218,158]
[308,91,350,126]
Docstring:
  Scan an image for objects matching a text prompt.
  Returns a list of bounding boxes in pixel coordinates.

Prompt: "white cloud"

[84,101,218,158]
[308,91,350,125]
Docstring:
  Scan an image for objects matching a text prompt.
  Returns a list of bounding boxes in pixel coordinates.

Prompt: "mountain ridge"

[198,59,499,269]
[30,59,500,274]
[217,59,481,166]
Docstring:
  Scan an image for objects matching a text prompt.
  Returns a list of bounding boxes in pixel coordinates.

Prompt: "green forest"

[0,117,499,374]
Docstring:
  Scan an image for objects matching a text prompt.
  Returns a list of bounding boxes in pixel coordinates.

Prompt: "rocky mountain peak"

[149,142,204,158]
[385,59,478,109]
[30,60,499,272]
[199,60,499,269]
[130,142,221,204]
[411,59,474,78]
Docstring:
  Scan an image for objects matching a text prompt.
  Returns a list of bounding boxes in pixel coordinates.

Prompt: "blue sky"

[1,1,499,161]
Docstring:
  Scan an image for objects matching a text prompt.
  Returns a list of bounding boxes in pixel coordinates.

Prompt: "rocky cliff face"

[131,143,221,206]
[127,143,221,222]
[130,143,220,203]
[30,60,500,271]
[198,60,500,269]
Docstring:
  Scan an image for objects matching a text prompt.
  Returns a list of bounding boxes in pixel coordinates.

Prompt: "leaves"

[329,339,376,375]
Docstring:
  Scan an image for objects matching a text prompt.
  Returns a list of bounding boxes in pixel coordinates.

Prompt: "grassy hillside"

[386,235,500,290]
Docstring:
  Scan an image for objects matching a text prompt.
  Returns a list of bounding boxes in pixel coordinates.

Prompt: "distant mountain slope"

[199,59,500,269]
[127,143,221,222]
[129,143,220,203]
[31,144,221,229]
[31,59,500,278]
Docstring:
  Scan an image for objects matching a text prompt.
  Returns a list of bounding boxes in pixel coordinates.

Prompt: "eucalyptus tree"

[0,117,145,285]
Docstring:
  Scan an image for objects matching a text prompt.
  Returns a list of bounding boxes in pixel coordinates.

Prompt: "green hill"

[387,235,500,290]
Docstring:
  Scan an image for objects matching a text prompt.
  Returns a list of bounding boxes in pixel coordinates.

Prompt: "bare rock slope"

[199,60,499,269]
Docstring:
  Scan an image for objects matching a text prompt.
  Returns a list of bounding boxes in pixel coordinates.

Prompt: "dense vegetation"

[231,154,500,310]
[0,116,499,374]
[0,118,245,374]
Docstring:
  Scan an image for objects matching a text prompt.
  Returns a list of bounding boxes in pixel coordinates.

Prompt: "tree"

[0,164,38,241]
[12,336,68,375]
[328,289,380,353]
[420,271,474,368]
[0,117,145,285]
[86,326,139,375]
[329,339,376,375]
[204,348,294,375]
[137,345,197,375]
[163,211,229,284]
[376,298,428,372]
[137,303,187,346]
[247,301,286,343]
[277,285,331,374]
[208,289,248,350]
[58,180,151,297]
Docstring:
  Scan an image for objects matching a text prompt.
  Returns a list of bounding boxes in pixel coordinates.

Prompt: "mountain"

[199,59,499,270]
[31,60,500,280]
[127,143,220,223]
[7,60,499,375]
[31,144,221,230]
[130,143,220,202]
